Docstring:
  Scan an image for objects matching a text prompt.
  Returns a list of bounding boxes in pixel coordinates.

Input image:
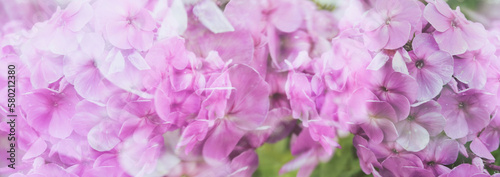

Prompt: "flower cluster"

[1,0,500,176]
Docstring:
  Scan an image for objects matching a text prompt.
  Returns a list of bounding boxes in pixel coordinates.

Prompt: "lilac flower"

[178,64,270,163]
[479,113,500,151]
[396,100,446,152]
[407,33,453,101]
[416,135,459,176]
[285,72,318,126]
[453,42,496,89]
[361,0,422,51]
[21,85,80,139]
[361,69,418,120]
[347,88,398,144]
[98,0,156,51]
[437,87,496,139]
[424,0,488,55]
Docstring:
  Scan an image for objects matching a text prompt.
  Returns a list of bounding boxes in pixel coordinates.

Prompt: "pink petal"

[22,137,47,160]
[50,28,78,55]
[367,52,390,71]
[415,70,442,101]
[203,120,246,163]
[434,29,467,55]
[49,109,74,138]
[412,33,440,58]
[479,128,500,152]
[226,64,270,131]
[461,22,487,51]
[230,150,258,176]
[385,21,411,49]
[133,10,156,31]
[364,25,389,51]
[271,2,302,33]
[425,50,454,83]
[88,122,121,152]
[65,2,93,32]
[106,21,132,49]
[443,110,468,139]
[423,3,451,32]
[396,121,429,152]
[416,112,446,136]
[177,120,209,154]
[470,137,494,160]
[193,0,235,33]
[127,27,154,51]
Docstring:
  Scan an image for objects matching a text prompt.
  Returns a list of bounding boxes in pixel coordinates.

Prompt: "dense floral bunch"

[1,0,500,176]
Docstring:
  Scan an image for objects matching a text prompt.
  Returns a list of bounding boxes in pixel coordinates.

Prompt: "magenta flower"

[63,33,117,102]
[347,88,398,144]
[416,135,459,176]
[285,72,318,125]
[424,0,488,55]
[407,33,453,101]
[396,100,446,152]
[319,30,371,91]
[99,0,156,51]
[353,135,381,175]
[453,42,496,89]
[119,135,164,176]
[443,162,489,177]
[280,127,332,177]
[479,113,500,151]
[45,0,93,55]
[437,87,496,139]
[21,85,80,139]
[361,0,422,51]
[178,64,270,163]
[361,69,418,120]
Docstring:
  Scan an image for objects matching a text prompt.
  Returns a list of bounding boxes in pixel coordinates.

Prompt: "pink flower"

[280,128,332,177]
[21,85,80,139]
[285,72,318,125]
[396,100,446,152]
[437,87,496,139]
[361,0,422,51]
[178,64,270,163]
[416,136,459,176]
[44,0,93,55]
[347,88,398,144]
[353,136,381,175]
[424,0,488,55]
[99,0,156,51]
[63,33,117,102]
[361,69,418,120]
[407,33,453,101]
[453,42,496,89]
[479,113,500,152]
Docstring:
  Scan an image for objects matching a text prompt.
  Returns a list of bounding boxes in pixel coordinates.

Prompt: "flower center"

[381,86,389,92]
[407,115,415,121]
[126,17,133,25]
[415,60,425,69]
[451,19,458,28]
[385,19,391,25]
[427,161,435,166]
[458,102,465,109]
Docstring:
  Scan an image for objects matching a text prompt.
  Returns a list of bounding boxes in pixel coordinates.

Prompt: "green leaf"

[310,134,368,177]
[254,135,368,177]
[254,138,298,177]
